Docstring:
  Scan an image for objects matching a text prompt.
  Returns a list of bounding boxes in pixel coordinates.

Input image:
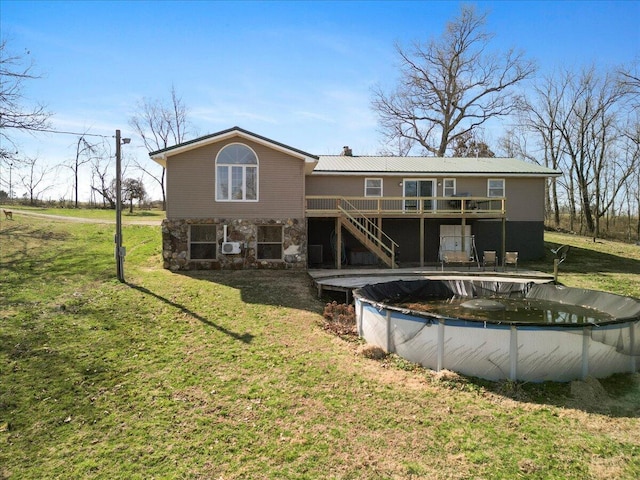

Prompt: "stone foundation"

[161,218,307,270]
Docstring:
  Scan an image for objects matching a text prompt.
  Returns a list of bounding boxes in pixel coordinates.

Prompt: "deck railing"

[306,196,506,217]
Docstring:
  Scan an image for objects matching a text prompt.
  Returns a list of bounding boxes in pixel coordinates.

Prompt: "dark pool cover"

[354,279,640,325]
[355,279,531,305]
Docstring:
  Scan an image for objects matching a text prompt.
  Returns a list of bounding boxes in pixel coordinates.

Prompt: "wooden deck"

[308,267,555,303]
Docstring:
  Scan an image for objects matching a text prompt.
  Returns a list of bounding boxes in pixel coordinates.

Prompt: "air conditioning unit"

[221,241,241,255]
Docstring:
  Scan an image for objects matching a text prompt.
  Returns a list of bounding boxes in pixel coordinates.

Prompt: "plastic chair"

[504,252,518,271]
[483,251,497,271]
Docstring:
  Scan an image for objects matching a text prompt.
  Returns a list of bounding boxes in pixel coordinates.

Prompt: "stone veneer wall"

[162,218,307,270]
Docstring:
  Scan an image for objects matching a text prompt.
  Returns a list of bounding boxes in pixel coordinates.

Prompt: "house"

[149,126,561,271]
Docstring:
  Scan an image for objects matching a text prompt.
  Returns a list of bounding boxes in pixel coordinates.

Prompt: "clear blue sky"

[2,0,639,201]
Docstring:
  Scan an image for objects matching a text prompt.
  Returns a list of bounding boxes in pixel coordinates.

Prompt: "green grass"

[1,213,639,479]
[528,231,640,298]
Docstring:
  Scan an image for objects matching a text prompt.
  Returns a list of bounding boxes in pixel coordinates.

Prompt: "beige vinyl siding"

[503,178,546,221]
[166,138,305,219]
[306,175,546,222]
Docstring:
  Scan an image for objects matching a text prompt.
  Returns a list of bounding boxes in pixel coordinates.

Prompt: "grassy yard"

[1,213,639,479]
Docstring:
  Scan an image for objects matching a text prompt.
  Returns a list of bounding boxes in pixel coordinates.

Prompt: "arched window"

[216,143,258,201]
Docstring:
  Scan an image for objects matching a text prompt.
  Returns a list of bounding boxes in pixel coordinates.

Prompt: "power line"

[37,128,113,138]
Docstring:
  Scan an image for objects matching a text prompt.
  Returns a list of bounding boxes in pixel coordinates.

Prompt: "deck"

[309,267,555,303]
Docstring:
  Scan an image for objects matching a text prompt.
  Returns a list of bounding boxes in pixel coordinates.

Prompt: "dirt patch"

[569,374,640,416]
[570,376,610,405]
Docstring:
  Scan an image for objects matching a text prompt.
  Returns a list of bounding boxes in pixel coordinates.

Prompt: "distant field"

[0,205,164,222]
[1,212,638,479]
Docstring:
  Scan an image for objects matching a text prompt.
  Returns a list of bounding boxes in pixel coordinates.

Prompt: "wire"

[37,128,113,138]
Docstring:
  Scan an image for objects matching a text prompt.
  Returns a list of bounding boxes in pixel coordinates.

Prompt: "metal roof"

[312,155,562,176]
[148,125,561,177]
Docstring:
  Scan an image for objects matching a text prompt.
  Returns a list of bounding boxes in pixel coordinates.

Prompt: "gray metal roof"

[313,156,561,176]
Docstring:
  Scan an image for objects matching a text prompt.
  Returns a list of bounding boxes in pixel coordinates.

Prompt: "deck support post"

[335,216,342,270]
[461,218,467,254]
[420,217,425,267]
[501,217,507,269]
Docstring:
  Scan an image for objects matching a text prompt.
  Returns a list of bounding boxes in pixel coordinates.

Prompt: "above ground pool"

[354,279,640,382]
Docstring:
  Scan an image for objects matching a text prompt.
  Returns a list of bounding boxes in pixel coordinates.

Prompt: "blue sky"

[1,0,639,201]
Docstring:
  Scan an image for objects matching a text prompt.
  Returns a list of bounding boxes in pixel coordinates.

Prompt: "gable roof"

[313,155,562,177]
[149,126,561,177]
[149,126,319,167]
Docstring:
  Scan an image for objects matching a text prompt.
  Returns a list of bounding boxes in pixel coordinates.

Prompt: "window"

[364,178,383,197]
[443,178,456,197]
[190,225,217,260]
[216,143,258,201]
[488,179,505,197]
[257,226,283,260]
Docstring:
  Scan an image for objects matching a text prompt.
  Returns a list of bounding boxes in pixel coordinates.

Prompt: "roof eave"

[148,126,318,163]
[310,170,563,177]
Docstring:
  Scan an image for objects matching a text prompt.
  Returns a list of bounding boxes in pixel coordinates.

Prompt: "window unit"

[488,178,505,197]
[216,143,258,201]
[190,225,217,260]
[257,225,283,260]
[364,178,383,197]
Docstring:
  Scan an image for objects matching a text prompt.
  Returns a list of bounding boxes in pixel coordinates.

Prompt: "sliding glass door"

[403,179,435,212]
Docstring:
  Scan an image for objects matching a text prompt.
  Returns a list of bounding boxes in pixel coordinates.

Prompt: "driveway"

[4,209,162,226]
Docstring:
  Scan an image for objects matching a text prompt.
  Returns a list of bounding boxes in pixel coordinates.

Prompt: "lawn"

[1,213,639,479]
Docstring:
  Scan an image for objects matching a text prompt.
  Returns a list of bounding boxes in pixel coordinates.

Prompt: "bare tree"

[89,142,115,208]
[66,135,100,208]
[0,39,52,161]
[516,72,572,226]
[129,85,190,210]
[371,4,536,156]
[619,63,640,110]
[554,66,634,238]
[18,155,55,205]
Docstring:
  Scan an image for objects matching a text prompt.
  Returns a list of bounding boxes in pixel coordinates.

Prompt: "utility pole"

[115,129,130,282]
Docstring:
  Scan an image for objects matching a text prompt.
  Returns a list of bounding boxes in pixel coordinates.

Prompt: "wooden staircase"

[338,200,398,268]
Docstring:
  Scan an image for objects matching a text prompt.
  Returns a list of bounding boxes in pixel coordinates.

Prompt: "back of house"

[149,126,561,271]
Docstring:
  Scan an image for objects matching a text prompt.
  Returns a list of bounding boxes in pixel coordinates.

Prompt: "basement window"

[190,225,217,260]
[257,226,283,260]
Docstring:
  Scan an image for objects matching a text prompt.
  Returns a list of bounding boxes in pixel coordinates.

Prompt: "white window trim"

[403,178,436,212]
[215,143,259,202]
[443,178,456,197]
[487,178,505,197]
[364,177,383,197]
